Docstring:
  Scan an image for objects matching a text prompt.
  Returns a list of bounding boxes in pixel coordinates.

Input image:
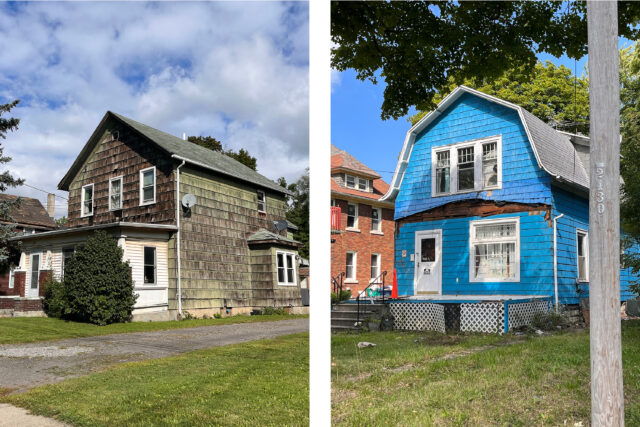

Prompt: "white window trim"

[346,202,359,231]
[276,250,297,286]
[345,250,357,283]
[358,177,369,191]
[139,166,156,206]
[431,135,503,197]
[370,207,382,232]
[469,217,520,283]
[109,176,123,211]
[345,174,356,189]
[370,253,381,283]
[143,246,157,285]
[576,229,589,282]
[257,190,266,213]
[8,267,15,289]
[81,183,94,217]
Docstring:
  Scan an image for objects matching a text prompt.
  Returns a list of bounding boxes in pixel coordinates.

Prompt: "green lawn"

[332,321,640,426]
[0,314,307,345]
[3,333,309,426]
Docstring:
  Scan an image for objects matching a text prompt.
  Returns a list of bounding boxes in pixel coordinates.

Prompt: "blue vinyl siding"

[395,93,552,220]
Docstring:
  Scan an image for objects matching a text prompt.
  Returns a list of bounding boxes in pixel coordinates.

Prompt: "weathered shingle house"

[382,86,635,332]
[12,111,304,320]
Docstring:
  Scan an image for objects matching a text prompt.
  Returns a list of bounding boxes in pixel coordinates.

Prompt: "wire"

[21,183,68,200]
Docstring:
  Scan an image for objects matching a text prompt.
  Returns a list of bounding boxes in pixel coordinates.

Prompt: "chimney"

[47,193,55,219]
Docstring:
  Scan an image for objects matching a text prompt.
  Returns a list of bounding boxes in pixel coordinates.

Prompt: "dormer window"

[431,135,502,197]
[81,183,94,217]
[345,174,356,189]
[139,167,156,205]
[358,177,368,191]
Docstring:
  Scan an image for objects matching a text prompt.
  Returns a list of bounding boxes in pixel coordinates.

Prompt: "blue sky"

[331,38,633,185]
[0,1,308,217]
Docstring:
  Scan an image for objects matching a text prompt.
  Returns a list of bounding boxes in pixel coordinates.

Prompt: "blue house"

[380,86,634,330]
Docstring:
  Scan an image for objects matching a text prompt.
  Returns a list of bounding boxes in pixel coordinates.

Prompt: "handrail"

[331,272,345,300]
[356,270,387,324]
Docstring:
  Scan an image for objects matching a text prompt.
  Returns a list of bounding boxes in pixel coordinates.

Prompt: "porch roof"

[9,222,177,242]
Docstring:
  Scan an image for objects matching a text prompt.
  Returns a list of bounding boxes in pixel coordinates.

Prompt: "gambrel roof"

[381,86,590,201]
[58,111,290,195]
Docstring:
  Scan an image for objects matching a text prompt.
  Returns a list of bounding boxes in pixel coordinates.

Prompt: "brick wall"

[0,271,20,296]
[38,270,53,297]
[0,297,43,311]
[330,198,394,296]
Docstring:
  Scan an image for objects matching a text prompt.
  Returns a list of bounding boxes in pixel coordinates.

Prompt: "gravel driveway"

[0,318,308,394]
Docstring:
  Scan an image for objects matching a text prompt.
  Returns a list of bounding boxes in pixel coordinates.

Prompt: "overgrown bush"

[260,307,288,315]
[331,289,352,305]
[63,231,137,325]
[42,277,66,318]
[530,309,570,331]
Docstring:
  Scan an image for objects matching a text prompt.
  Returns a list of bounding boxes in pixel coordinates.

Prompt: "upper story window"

[371,207,381,232]
[345,174,356,189]
[358,177,368,191]
[257,190,266,213]
[431,135,502,197]
[469,217,520,282]
[139,167,156,205]
[346,202,358,229]
[109,176,123,210]
[577,230,589,282]
[81,183,94,217]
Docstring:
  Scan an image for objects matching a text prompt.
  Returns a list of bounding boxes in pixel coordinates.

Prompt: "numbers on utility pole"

[596,162,605,214]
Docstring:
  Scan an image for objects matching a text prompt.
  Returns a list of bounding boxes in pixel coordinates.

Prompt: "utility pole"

[587,2,624,425]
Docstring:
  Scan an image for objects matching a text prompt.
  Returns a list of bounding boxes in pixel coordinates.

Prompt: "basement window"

[277,251,296,286]
[81,183,94,217]
[470,218,520,282]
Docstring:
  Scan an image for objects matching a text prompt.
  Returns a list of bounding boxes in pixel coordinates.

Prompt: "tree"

[409,61,590,134]
[55,216,68,228]
[331,1,640,120]
[285,169,309,259]
[0,100,25,273]
[187,135,258,171]
[62,231,137,325]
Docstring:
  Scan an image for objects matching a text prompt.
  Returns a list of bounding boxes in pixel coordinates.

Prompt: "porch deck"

[390,294,552,304]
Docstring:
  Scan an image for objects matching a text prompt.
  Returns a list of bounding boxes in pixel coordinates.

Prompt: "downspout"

[176,159,186,317]
[553,213,565,311]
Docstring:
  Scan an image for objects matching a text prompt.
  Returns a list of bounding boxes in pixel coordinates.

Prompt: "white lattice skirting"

[507,300,550,331]
[390,303,446,333]
[461,302,505,334]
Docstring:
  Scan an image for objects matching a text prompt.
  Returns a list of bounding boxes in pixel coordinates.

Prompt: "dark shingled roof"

[0,194,56,229]
[59,111,290,196]
[247,229,300,245]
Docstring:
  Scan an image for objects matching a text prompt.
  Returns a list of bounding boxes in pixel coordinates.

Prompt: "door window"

[421,238,435,262]
[30,254,40,289]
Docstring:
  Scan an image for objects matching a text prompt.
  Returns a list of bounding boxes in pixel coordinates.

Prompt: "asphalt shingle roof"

[247,229,300,245]
[0,194,56,229]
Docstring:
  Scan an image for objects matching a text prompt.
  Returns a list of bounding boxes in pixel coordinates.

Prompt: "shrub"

[42,277,66,318]
[63,231,137,325]
[530,309,570,331]
[261,307,288,315]
[331,289,352,305]
[214,313,222,319]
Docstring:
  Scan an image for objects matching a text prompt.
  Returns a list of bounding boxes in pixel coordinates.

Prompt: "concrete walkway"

[0,318,308,394]
[0,404,68,426]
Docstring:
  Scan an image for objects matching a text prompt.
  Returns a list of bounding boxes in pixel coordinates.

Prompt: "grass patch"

[332,321,640,426]
[3,333,309,426]
[0,314,307,345]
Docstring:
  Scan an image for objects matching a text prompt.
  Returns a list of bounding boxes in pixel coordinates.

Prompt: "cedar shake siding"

[66,117,175,227]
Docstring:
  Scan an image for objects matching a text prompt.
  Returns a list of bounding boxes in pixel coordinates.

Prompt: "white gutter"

[553,213,565,311]
[175,159,186,316]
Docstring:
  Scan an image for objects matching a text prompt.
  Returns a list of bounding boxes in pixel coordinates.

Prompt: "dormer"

[331,144,381,194]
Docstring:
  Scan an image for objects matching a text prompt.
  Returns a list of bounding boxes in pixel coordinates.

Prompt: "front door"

[414,230,442,295]
[27,253,40,298]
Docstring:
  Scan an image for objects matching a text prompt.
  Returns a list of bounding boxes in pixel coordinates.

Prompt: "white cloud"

[0,1,309,217]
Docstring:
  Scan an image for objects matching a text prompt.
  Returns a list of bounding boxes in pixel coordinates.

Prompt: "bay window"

[277,251,296,286]
[470,218,520,282]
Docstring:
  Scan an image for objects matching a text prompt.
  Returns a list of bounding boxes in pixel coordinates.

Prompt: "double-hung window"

[345,251,356,281]
[346,202,358,229]
[345,174,356,189]
[139,167,156,205]
[143,246,156,285]
[257,190,266,213]
[431,136,502,196]
[371,207,381,232]
[81,183,94,217]
[470,218,520,282]
[577,230,589,282]
[358,177,368,191]
[276,251,296,286]
[370,253,381,282]
[109,176,123,210]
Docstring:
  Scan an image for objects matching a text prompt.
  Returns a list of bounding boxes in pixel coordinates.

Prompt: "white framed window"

[30,252,41,290]
[345,174,356,188]
[358,177,368,191]
[276,251,296,286]
[346,202,358,229]
[431,135,502,197]
[257,190,266,213]
[109,176,123,210]
[371,207,381,232]
[8,267,15,289]
[143,246,156,284]
[81,183,94,217]
[577,230,589,282]
[469,217,520,282]
[370,253,381,282]
[139,166,156,205]
[346,251,357,281]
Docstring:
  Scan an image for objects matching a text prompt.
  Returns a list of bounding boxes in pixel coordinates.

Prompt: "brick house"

[11,111,305,321]
[330,145,394,296]
[0,194,57,316]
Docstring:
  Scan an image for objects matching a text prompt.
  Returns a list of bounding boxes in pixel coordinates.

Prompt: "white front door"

[414,230,442,295]
[27,253,40,298]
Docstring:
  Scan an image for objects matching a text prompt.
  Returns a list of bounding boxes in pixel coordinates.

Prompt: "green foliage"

[409,61,590,134]
[259,307,288,316]
[62,231,137,325]
[213,313,222,319]
[331,289,352,305]
[187,135,258,170]
[285,169,309,258]
[331,1,640,120]
[54,216,68,228]
[42,278,66,319]
[529,309,570,332]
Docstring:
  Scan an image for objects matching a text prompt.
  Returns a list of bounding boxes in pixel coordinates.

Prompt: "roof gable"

[381,86,589,201]
[59,111,290,195]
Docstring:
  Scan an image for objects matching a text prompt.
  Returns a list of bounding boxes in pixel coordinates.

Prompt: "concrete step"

[331,317,363,328]
[331,324,361,332]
